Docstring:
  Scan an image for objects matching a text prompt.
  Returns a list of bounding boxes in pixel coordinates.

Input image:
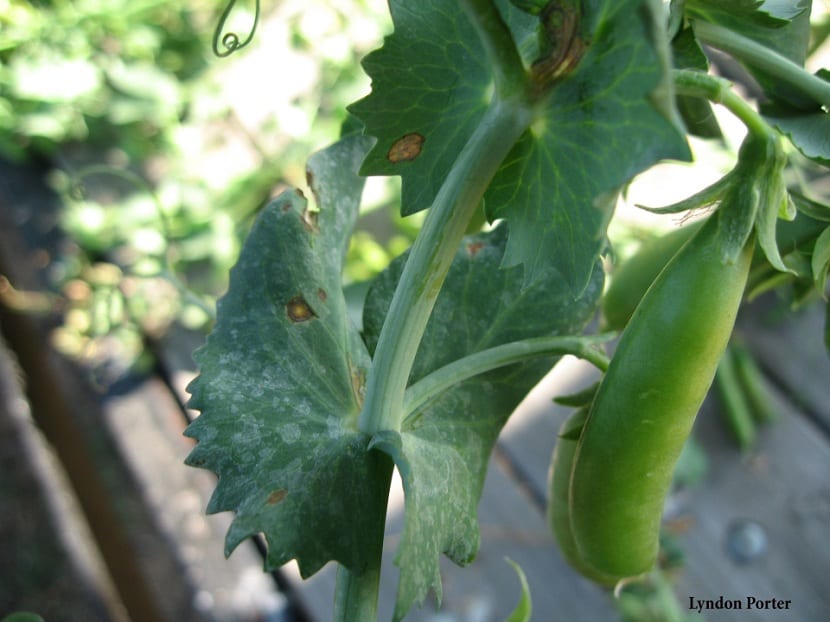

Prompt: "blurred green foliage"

[0,0,208,159]
[0,0,410,378]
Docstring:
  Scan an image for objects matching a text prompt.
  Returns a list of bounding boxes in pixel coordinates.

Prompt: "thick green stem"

[672,69,774,138]
[359,98,532,435]
[333,452,394,622]
[459,0,528,98]
[403,335,612,418]
[693,20,830,109]
[340,97,531,622]
[339,4,532,619]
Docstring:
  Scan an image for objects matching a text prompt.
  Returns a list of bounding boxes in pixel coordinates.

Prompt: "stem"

[459,0,528,98]
[339,5,533,617]
[359,98,532,435]
[693,20,830,109]
[333,452,394,622]
[339,3,534,617]
[403,335,612,418]
[672,69,773,138]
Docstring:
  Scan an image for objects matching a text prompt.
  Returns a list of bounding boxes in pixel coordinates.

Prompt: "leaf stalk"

[403,334,612,419]
[359,97,533,436]
[692,20,830,109]
[672,69,773,138]
[459,0,529,99]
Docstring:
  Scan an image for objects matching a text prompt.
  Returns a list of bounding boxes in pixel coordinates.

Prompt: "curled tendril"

[213,0,261,58]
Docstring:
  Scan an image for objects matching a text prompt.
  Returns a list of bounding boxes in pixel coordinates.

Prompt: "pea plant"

[184,0,830,620]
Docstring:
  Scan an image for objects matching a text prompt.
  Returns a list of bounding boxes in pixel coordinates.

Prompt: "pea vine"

[186,1,830,620]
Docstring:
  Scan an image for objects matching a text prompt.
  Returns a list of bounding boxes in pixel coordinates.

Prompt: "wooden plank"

[0,159,292,622]
[676,384,830,622]
[737,296,830,434]
[0,337,124,622]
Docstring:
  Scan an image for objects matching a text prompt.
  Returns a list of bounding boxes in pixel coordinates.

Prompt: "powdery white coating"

[184,136,381,580]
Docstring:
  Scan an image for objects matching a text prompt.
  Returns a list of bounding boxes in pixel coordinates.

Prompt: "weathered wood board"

[0,160,293,622]
[0,337,122,622]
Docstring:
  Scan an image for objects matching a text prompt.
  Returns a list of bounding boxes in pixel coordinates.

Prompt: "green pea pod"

[547,408,619,586]
[731,340,779,424]
[601,220,704,331]
[570,208,755,579]
[715,344,757,451]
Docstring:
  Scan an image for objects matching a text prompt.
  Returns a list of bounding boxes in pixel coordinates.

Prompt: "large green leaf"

[183,136,389,578]
[685,0,796,30]
[485,1,691,288]
[362,223,604,619]
[351,0,689,290]
[764,107,830,165]
[348,0,492,216]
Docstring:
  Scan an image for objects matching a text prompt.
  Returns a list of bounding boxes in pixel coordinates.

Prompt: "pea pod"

[547,408,618,586]
[570,208,754,579]
[731,340,779,424]
[601,220,703,331]
[715,345,756,451]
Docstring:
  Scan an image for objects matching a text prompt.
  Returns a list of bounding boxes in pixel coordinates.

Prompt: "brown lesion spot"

[301,207,319,232]
[267,489,288,505]
[387,133,425,163]
[531,1,587,88]
[286,295,316,322]
[317,288,327,302]
[466,241,486,257]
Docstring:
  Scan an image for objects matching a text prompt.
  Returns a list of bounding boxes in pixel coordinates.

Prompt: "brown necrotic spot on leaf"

[286,295,316,322]
[387,133,425,163]
[317,288,327,302]
[466,241,486,257]
[302,207,319,232]
[267,489,288,505]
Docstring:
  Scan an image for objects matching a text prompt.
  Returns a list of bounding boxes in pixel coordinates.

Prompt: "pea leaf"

[183,136,390,578]
[348,0,492,216]
[488,1,689,288]
[362,223,604,619]
[764,106,830,165]
[351,0,689,290]
[685,0,795,31]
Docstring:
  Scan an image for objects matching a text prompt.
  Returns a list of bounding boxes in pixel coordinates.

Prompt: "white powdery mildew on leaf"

[184,136,387,578]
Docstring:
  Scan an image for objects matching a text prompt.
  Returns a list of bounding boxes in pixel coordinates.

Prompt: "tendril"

[212,0,261,58]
